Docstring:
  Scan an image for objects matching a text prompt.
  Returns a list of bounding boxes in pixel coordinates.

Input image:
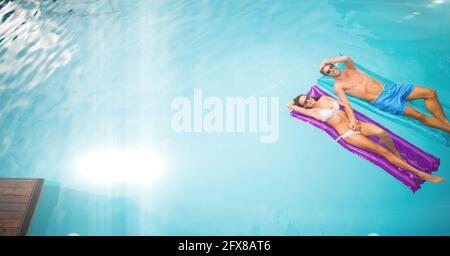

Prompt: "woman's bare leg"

[359,122,401,158]
[344,134,445,183]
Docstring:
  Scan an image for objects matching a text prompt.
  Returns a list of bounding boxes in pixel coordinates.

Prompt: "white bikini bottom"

[335,129,361,142]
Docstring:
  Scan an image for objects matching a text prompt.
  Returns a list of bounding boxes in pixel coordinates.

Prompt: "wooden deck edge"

[19,179,44,236]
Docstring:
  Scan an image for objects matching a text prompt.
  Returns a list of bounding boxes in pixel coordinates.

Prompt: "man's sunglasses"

[323,64,336,75]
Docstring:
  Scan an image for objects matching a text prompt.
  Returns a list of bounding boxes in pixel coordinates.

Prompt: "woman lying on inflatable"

[287,93,444,183]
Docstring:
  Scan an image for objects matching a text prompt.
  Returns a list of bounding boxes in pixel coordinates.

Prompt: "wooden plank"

[0,179,44,236]
[0,211,25,219]
[0,203,28,211]
[0,187,33,196]
[19,179,44,236]
[0,219,22,228]
[0,228,19,236]
[0,195,30,203]
[0,180,35,188]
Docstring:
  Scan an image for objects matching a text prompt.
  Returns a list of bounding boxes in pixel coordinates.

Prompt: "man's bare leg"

[406,86,449,124]
[404,106,450,132]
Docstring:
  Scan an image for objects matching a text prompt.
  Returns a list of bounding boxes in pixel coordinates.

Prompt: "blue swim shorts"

[372,81,415,115]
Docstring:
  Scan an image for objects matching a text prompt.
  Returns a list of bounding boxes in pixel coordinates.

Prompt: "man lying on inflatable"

[319,55,450,133]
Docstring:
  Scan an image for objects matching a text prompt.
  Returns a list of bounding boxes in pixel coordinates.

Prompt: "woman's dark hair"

[293,94,320,107]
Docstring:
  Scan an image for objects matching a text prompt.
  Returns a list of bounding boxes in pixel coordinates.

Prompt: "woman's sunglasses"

[299,96,313,107]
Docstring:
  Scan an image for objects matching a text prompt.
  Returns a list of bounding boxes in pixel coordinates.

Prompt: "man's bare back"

[334,67,384,103]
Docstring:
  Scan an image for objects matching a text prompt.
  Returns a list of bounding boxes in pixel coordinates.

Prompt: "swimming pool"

[1,0,449,235]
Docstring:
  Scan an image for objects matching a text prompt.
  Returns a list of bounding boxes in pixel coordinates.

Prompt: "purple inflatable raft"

[290,85,440,192]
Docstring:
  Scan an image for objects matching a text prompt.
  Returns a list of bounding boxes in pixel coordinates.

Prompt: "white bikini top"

[315,101,340,122]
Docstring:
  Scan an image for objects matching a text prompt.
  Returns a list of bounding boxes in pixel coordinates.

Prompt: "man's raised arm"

[320,55,356,70]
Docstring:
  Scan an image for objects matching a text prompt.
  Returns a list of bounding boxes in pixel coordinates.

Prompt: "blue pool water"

[1,0,450,235]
